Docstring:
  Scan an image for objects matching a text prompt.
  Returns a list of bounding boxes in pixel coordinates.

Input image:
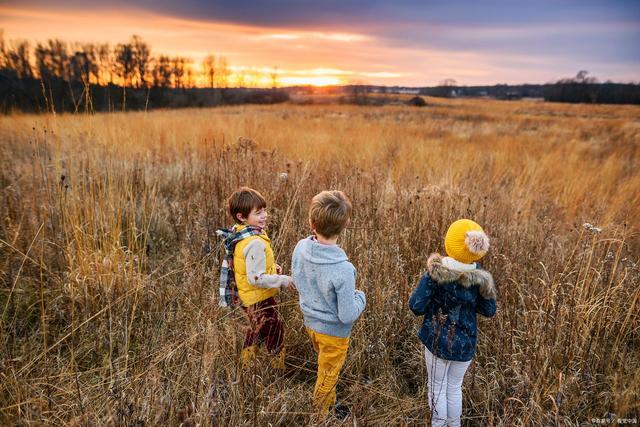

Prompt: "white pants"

[424,346,472,427]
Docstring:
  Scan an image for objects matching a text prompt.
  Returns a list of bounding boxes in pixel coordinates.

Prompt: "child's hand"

[275,263,283,274]
[281,278,296,291]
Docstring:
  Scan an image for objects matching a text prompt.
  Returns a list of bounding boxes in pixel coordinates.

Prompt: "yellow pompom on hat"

[444,219,490,264]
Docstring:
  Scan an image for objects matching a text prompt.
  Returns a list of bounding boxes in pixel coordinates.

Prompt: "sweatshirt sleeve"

[334,265,366,324]
[291,241,301,283]
[476,295,497,318]
[409,274,434,316]
[243,239,291,288]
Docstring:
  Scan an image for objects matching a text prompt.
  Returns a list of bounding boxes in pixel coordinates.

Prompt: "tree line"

[1,33,235,89]
[419,72,640,105]
[3,31,638,112]
[0,33,288,113]
[542,71,640,104]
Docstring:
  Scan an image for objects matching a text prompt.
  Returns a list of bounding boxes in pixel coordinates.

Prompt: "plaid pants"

[242,297,284,355]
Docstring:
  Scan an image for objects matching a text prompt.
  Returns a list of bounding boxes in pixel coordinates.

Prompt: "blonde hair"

[309,190,352,238]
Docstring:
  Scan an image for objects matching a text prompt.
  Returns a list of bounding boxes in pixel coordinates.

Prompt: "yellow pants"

[306,327,350,416]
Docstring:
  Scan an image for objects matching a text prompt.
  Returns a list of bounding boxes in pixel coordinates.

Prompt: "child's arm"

[476,295,496,318]
[476,270,497,318]
[244,240,292,288]
[409,274,434,316]
[335,266,366,324]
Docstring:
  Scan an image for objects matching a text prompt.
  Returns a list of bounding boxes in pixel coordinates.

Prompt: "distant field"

[1,98,639,425]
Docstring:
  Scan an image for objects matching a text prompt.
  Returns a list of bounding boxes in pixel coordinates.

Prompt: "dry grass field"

[1,97,639,425]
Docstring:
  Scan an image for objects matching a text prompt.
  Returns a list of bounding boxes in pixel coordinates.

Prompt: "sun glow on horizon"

[279,76,344,86]
[221,66,368,88]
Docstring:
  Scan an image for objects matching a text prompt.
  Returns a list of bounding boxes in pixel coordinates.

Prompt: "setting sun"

[280,76,344,87]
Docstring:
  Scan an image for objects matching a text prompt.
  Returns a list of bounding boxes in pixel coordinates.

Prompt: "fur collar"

[427,253,497,300]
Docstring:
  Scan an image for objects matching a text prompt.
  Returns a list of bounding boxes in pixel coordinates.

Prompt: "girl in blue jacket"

[409,219,497,427]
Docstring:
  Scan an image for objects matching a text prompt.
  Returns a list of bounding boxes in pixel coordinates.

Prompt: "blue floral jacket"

[409,254,497,362]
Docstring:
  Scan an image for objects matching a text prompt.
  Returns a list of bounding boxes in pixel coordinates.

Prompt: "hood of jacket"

[296,235,349,265]
[427,253,497,300]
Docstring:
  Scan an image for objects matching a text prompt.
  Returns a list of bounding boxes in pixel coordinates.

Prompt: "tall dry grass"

[1,98,639,425]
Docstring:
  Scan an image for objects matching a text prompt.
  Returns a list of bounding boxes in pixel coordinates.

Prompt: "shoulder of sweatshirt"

[291,238,306,260]
[331,259,356,280]
[293,237,306,252]
[242,237,267,256]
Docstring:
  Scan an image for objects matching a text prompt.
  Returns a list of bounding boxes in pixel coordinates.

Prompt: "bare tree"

[172,57,187,88]
[70,50,90,83]
[35,42,52,80]
[48,39,69,81]
[235,69,246,88]
[115,42,135,87]
[575,70,598,84]
[0,30,5,69]
[203,54,216,88]
[6,40,34,79]
[151,55,173,88]
[96,43,112,85]
[0,30,12,71]
[186,67,194,88]
[217,56,230,88]
[150,56,161,88]
[82,43,99,84]
[34,40,70,81]
[0,36,34,79]
[246,67,260,88]
[270,66,279,88]
[436,78,457,97]
[131,35,150,87]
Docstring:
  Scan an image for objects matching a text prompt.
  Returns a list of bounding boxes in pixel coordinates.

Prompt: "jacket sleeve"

[409,274,434,316]
[244,239,291,288]
[335,265,366,324]
[476,295,496,318]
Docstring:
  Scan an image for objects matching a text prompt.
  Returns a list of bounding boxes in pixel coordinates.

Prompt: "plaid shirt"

[216,224,264,307]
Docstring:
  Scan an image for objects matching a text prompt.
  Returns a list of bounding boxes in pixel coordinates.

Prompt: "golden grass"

[1,97,639,425]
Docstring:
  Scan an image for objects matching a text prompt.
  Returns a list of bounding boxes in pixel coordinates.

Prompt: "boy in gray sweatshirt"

[292,190,366,418]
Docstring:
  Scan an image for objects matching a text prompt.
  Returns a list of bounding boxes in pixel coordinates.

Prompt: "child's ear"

[308,218,315,232]
[236,212,246,223]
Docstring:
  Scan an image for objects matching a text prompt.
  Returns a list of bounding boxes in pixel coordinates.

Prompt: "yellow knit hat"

[444,219,490,264]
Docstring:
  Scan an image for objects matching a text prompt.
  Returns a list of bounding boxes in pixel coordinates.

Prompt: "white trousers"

[424,346,472,427]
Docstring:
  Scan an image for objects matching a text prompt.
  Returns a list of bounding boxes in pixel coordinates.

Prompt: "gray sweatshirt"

[292,236,366,338]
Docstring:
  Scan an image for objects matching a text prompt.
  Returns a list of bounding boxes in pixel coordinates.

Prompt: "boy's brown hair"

[309,190,352,238]
[227,187,267,223]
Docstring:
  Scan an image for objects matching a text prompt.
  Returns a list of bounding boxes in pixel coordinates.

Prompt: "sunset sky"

[1,0,639,87]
